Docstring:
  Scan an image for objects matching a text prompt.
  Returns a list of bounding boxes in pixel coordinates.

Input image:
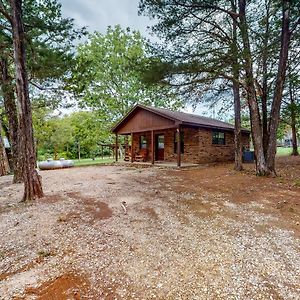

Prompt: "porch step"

[124,154,131,161]
[135,155,144,162]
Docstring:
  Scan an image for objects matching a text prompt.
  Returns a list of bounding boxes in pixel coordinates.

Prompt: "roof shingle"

[140,105,250,132]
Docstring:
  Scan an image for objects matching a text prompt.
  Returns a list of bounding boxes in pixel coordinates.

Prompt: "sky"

[59,0,154,40]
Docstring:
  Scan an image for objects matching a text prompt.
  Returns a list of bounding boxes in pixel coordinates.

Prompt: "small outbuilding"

[112,104,250,167]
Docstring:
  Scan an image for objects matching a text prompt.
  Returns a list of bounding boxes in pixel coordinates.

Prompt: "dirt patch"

[23,273,89,300]
[82,198,112,221]
[166,157,300,237]
[140,207,159,220]
[169,158,300,206]
[65,191,81,199]
[37,194,65,204]
[65,192,113,223]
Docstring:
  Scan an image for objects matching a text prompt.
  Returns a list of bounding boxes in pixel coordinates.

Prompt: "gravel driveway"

[0,164,299,299]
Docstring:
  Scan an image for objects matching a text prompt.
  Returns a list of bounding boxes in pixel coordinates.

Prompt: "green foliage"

[138,0,236,104]
[279,54,300,140]
[24,0,86,86]
[69,111,108,157]
[33,105,110,160]
[139,0,300,108]
[0,0,87,109]
[67,25,182,129]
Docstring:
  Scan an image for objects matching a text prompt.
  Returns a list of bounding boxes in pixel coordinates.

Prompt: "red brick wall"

[132,132,152,161]
[131,127,250,164]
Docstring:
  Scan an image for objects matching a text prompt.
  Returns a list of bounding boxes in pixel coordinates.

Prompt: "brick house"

[112,104,250,167]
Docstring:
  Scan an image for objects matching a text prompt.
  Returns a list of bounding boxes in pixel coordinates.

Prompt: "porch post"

[177,126,181,167]
[115,134,118,162]
[151,130,155,164]
[131,132,134,163]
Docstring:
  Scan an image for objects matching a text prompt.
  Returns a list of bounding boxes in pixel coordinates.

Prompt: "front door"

[155,134,164,161]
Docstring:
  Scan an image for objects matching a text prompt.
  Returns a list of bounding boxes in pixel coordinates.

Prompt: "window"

[174,131,184,153]
[157,135,164,149]
[212,131,225,145]
[140,135,147,149]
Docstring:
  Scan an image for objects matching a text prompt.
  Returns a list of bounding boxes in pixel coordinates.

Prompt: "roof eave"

[181,121,250,133]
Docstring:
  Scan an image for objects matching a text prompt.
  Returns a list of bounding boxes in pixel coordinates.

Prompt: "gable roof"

[112,104,250,133]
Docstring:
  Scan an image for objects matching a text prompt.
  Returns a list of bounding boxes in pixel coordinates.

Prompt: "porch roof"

[112,104,250,134]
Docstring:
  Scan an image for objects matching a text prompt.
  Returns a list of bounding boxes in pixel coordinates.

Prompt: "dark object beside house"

[112,104,251,167]
[243,150,255,163]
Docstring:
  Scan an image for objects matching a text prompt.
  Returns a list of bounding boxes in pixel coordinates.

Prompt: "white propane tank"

[38,158,74,170]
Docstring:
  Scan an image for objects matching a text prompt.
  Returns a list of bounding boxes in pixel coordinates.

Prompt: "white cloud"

[59,0,154,38]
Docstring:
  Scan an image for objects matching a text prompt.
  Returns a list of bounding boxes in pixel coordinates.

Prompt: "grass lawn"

[73,157,115,167]
[276,147,300,156]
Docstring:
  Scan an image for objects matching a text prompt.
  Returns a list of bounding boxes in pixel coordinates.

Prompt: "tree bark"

[0,57,23,183]
[233,80,243,171]
[261,0,271,157]
[238,0,269,175]
[266,0,291,174]
[290,79,299,156]
[0,119,10,176]
[9,0,43,201]
[231,0,243,171]
[291,114,298,156]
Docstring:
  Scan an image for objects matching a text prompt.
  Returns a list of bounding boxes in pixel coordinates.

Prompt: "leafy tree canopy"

[33,105,109,160]
[67,25,183,128]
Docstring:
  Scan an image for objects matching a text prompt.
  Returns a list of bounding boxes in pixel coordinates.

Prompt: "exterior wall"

[117,108,175,134]
[131,127,250,164]
[132,131,152,161]
[179,127,250,164]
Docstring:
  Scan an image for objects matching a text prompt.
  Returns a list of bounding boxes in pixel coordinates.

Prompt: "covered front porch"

[114,128,183,167]
[112,105,186,166]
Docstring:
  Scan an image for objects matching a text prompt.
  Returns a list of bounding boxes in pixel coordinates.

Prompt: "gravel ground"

[0,164,299,299]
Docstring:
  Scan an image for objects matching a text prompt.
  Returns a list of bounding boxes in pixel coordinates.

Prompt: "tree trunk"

[233,81,243,171]
[231,1,243,171]
[291,115,298,156]
[9,0,43,201]
[238,0,269,175]
[261,94,269,157]
[260,0,271,158]
[290,80,299,156]
[78,140,81,160]
[0,120,10,176]
[0,57,23,183]
[266,0,291,174]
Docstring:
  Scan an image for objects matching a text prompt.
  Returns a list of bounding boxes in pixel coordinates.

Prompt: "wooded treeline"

[0,0,85,200]
[139,0,300,175]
